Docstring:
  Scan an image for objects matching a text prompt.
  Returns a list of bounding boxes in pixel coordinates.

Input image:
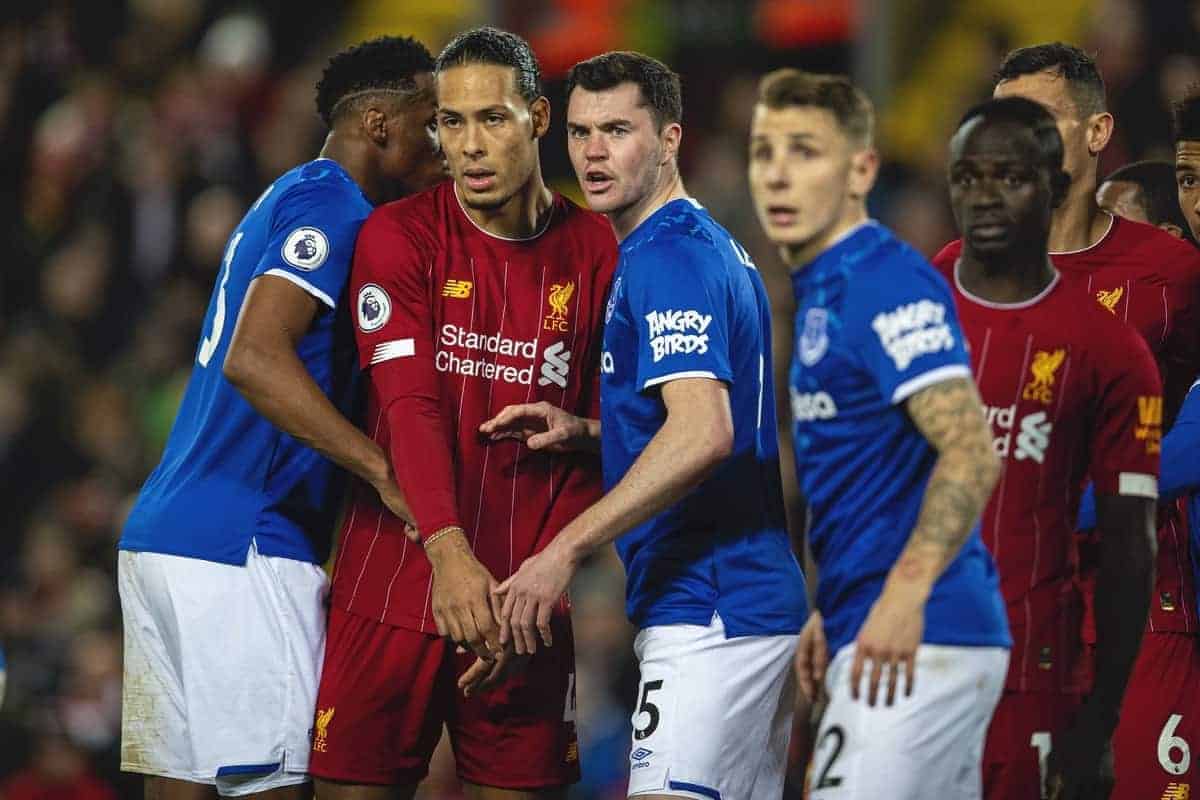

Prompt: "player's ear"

[530,96,551,139]
[1086,111,1114,157]
[660,122,682,166]
[847,147,879,200]
[363,106,389,147]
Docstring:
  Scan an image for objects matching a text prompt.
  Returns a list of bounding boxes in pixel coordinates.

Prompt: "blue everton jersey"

[600,198,807,637]
[120,158,372,565]
[790,222,1009,654]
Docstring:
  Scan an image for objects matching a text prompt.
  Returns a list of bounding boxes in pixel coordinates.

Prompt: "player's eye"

[439,116,460,129]
[568,127,587,139]
[1181,175,1197,189]
[789,143,817,159]
[611,127,630,137]
[952,173,974,187]
[486,113,506,125]
[750,144,771,161]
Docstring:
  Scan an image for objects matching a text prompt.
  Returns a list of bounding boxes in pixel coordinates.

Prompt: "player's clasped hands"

[492,537,577,655]
[849,579,926,707]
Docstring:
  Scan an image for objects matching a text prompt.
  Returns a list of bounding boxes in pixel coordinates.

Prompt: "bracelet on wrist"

[423,525,461,549]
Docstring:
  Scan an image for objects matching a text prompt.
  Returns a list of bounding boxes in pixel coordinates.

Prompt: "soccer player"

[1174,89,1200,243]
[308,28,617,800]
[748,69,1010,799]
[1098,161,1195,242]
[483,51,807,800]
[931,43,1200,800]
[944,96,1159,800]
[116,37,444,799]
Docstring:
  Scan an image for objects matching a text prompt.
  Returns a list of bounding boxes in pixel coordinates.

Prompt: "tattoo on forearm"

[900,378,999,576]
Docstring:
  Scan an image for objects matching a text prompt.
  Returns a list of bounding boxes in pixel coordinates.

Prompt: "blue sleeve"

[251,181,367,309]
[1078,381,1200,531]
[624,238,734,392]
[851,258,971,405]
[1161,381,1200,503]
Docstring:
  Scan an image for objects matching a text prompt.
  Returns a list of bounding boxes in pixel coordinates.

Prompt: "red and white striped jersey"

[944,265,1161,692]
[330,181,618,633]
[934,216,1200,637]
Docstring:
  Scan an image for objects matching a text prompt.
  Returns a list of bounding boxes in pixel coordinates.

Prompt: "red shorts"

[308,605,580,789]
[1109,631,1200,800]
[983,691,1084,800]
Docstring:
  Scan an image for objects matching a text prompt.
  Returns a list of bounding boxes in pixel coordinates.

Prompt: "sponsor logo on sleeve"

[798,308,830,366]
[442,279,473,299]
[282,227,329,271]
[1137,395,1163,454]
[544,281,575,332]
[1096,286,1123,314]
[1021,349,1066,405]
[871,299,955,371]
[357,284,391,332]
[645,309,712,363]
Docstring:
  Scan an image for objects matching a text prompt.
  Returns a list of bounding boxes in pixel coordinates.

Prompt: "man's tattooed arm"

[897,376,1002,587]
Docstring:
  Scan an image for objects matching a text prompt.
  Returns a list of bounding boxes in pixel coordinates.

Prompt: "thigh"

[809,644,1008,800]
[982,692,1082,800]
[1110,633,1200,800]
[449,611,579,792]
[625,617,799,800]
[309,606,448,788]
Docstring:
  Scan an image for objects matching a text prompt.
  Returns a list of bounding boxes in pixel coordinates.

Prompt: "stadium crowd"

[2,1,1200,798]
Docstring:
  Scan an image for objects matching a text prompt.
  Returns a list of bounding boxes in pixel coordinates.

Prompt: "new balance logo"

[1014,411,1052,464]
[538,341,571,388]
[442,279,473,299]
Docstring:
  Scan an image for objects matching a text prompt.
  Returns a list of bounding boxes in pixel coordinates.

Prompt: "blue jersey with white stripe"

[790,222,1010,654]
[600,199,807,637]
[120,158,373,565]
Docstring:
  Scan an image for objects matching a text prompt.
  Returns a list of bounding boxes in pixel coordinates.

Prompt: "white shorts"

[627,613,799,800]
[809,643,1009,800]
[118,541,328,797]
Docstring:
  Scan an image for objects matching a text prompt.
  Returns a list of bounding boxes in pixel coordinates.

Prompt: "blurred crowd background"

[1,1,1197,798]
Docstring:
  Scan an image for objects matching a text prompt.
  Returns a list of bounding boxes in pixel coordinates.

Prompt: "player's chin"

[459,187,511,211]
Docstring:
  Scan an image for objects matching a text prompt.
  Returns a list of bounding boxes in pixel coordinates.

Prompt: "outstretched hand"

[480,401,596,454]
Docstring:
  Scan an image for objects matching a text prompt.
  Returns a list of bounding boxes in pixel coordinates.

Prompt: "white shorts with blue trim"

[809,642,1009,799]
[118,541,328,796]
[627,613,799,800]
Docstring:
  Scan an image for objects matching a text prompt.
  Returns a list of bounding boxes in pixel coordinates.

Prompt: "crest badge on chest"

[799,307,830,366]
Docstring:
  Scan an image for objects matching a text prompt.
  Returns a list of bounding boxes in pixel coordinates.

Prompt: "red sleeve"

[351,208,462,540]
[1089,321,1163,498]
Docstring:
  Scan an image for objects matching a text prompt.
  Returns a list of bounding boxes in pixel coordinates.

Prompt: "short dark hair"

[956,97,1069,203]
[994,42,1107,117]
[1172,86,1200,144]
[435,27,541,102]
[755,69,874,146]
[565,51,682,129]
[1103,160,1196,242]
[315,36,434,127]
[958,96,1065,173]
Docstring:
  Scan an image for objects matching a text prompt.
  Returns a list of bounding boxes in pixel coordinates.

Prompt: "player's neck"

[782,202,868,271]
[319,132,394,206]
[610,167,687,242]
[958,249,1056,304]
[460,165,554,239]
[1048,177,1109,253]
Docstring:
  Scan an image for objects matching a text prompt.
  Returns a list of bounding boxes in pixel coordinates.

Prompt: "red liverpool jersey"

[331,181,618,633]
[933,215,1200,635]
[943,265,1161,692]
